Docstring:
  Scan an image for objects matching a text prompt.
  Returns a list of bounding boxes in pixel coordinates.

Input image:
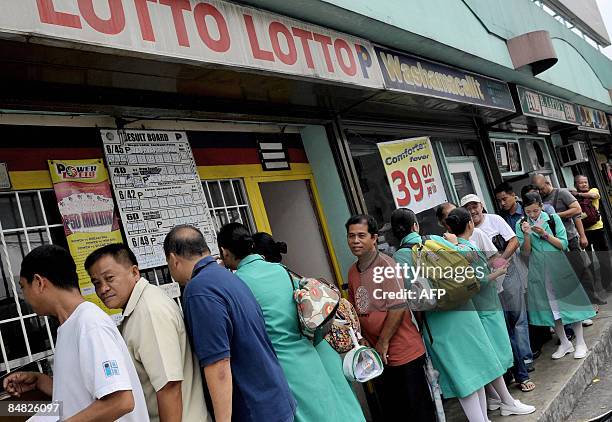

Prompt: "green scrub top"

[394,233,505,398]
[456,237,513,371]
[515,212,595,326]
[236,254,365,422]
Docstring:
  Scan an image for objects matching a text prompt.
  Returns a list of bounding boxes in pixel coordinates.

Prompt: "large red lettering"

[313,33,334,72]
[36,0,81,29]
[159,0,191,47]
[194,3,230,52]
[291,28,314,69]
[334,39,357,76]
[77,0,125,35]
[269,22,297,65]
[243,14,274,61]
[134,0,156,41]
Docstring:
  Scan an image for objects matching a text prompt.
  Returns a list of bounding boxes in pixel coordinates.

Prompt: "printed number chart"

[102,129,218,269]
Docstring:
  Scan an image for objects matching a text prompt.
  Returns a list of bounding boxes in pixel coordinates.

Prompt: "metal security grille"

[202,179,256,234]
[0,190,65,376]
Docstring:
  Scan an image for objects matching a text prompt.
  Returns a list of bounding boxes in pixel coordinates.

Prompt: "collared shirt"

[120,278,210,422]
[347,253,425,367]
[501,202,524,233]
[183,256,296,422]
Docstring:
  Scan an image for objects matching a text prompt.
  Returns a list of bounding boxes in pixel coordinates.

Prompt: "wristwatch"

[542,233,550,241]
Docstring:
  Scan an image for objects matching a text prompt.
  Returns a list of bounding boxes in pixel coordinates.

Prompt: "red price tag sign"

[378,137,446,213]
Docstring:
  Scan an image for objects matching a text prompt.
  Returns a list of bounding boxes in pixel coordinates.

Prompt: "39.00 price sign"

[378,137,447,214]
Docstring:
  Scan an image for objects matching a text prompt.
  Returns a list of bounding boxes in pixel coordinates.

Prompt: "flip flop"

[519,379,535,392]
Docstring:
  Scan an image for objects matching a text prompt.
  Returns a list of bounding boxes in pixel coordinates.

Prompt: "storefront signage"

[576,105,610,134]
[377,137,447,214]
[102,129,218,269]
[48,159,123,323]
[517,86,579,125]
[375,46,515,111]
[0,0,383,89]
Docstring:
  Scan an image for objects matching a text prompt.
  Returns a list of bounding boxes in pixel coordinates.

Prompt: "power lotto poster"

[48,159,123,323]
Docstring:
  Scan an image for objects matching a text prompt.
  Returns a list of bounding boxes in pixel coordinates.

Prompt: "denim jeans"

[500,261,532,382]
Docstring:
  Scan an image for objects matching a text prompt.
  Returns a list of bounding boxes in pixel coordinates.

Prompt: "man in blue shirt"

[164,225,296,422]
[495,183,556,231]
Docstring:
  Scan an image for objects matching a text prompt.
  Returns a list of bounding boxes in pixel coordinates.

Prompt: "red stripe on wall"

[2,146,308,171]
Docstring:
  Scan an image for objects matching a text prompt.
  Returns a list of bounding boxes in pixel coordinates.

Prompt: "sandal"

[518,379,536,392]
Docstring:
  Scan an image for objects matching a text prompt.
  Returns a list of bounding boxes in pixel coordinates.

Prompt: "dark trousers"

[566,236,605,304]
[585,228,612,291]
[372,355,436,422]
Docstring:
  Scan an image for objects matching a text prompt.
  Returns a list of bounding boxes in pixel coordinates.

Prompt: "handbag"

[342,327,384,383]
[324,298,362,353]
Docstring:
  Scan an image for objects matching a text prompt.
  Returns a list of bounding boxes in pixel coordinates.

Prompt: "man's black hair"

[520,184,538,198]
[345,214,378,236]
[163,225,210,258]
[494,182,515,196]
[84,243,138,272]
[20,245,79,290]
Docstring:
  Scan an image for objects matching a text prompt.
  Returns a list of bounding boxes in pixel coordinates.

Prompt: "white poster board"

[102,129,218,269]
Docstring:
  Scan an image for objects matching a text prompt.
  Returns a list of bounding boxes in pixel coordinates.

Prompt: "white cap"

[460,194,482,207]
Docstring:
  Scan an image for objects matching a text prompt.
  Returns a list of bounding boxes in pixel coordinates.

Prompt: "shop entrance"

[448,157,495,212]
[259,180,336,283]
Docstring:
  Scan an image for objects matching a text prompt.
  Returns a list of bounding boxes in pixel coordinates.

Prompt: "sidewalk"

[444,293,612,422]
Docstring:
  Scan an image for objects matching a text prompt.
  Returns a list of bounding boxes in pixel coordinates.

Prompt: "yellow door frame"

[198,163,345,287]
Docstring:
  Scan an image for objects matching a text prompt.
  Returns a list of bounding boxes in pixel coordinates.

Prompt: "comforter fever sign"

[378,137,447,214]
[48,159,123,322]
[0,0,382,88]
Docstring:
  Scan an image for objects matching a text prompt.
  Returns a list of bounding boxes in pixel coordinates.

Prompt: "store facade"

[0,2,611,418]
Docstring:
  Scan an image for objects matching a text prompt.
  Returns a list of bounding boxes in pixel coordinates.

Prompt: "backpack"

[400,236,481,311]
[578,197,600,228]
[285,269,340,343]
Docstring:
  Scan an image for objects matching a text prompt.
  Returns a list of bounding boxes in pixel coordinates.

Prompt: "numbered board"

[377,137,447,214]
[102,130,218,269]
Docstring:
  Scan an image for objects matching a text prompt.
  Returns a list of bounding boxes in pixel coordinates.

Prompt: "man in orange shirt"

[346,214,435,422]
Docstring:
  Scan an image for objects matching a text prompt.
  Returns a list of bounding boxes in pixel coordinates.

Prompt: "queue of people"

[2,173,608,422]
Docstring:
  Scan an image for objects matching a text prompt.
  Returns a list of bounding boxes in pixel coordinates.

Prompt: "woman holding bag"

[218,223,365,422]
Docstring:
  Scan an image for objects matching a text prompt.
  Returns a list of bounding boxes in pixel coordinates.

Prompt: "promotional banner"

[576,105,610,134]
[48,159,123,323]
[378,137,447,214]
[0,0,383,89]
[375,46,515,112]
[102,129,218,269]
[517,85,579,125]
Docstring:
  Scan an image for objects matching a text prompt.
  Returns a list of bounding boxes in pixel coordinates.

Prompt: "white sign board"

[377,137,447,214]
[102,129,217,269]
[0,0,383,89]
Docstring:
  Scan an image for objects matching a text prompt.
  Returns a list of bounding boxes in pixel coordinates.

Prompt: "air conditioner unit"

[556,142,589,167]
[522,138,553,173]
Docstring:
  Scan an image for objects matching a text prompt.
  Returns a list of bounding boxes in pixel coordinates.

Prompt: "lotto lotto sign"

[378,137,447,214]
[0,0,382,89]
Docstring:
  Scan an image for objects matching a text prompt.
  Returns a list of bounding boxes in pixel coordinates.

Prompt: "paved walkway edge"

[538,317,612,421]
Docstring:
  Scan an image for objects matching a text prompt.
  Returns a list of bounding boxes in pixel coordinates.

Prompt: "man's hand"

[580,235,589,249]
[3,372,46,397]
[375,340,390,365]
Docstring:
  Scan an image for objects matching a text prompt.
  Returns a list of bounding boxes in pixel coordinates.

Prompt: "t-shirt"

[120,278,210,422]
[541,188,578,240]
[347,253,425,367]
[470,228,504,293]
[476,213,517,248]
[584,188,604,231]
[183,256,296,422]
[53,301,149,421]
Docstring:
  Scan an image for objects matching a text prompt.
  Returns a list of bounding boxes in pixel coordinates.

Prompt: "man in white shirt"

[85,243,211,422]
[4,245,149,422]
[461,194,535,392]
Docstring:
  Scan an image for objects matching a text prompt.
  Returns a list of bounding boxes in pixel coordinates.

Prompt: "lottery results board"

[101,129,218,269]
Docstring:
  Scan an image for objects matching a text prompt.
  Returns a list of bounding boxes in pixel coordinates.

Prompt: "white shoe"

[582,319,593,327]
[487,397,501,410]
[574,344,588,359]
[500,399,536,416]
[552,343,574,359]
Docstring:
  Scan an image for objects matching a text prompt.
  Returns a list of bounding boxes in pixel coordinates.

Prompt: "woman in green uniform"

[218,223,365,422]
[391,208,535,421]
[517,192,595,360]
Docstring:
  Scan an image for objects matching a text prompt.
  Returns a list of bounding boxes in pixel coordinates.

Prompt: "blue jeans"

[500,262,533,382]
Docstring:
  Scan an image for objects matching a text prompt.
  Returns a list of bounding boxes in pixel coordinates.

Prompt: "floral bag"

[325,298,362,353]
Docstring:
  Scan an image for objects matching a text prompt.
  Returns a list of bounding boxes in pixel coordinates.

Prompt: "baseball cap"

[460,194,482,207]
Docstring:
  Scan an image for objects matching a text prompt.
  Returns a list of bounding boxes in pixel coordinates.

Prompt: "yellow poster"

[377,137,447,214]
[48,159,123,323]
